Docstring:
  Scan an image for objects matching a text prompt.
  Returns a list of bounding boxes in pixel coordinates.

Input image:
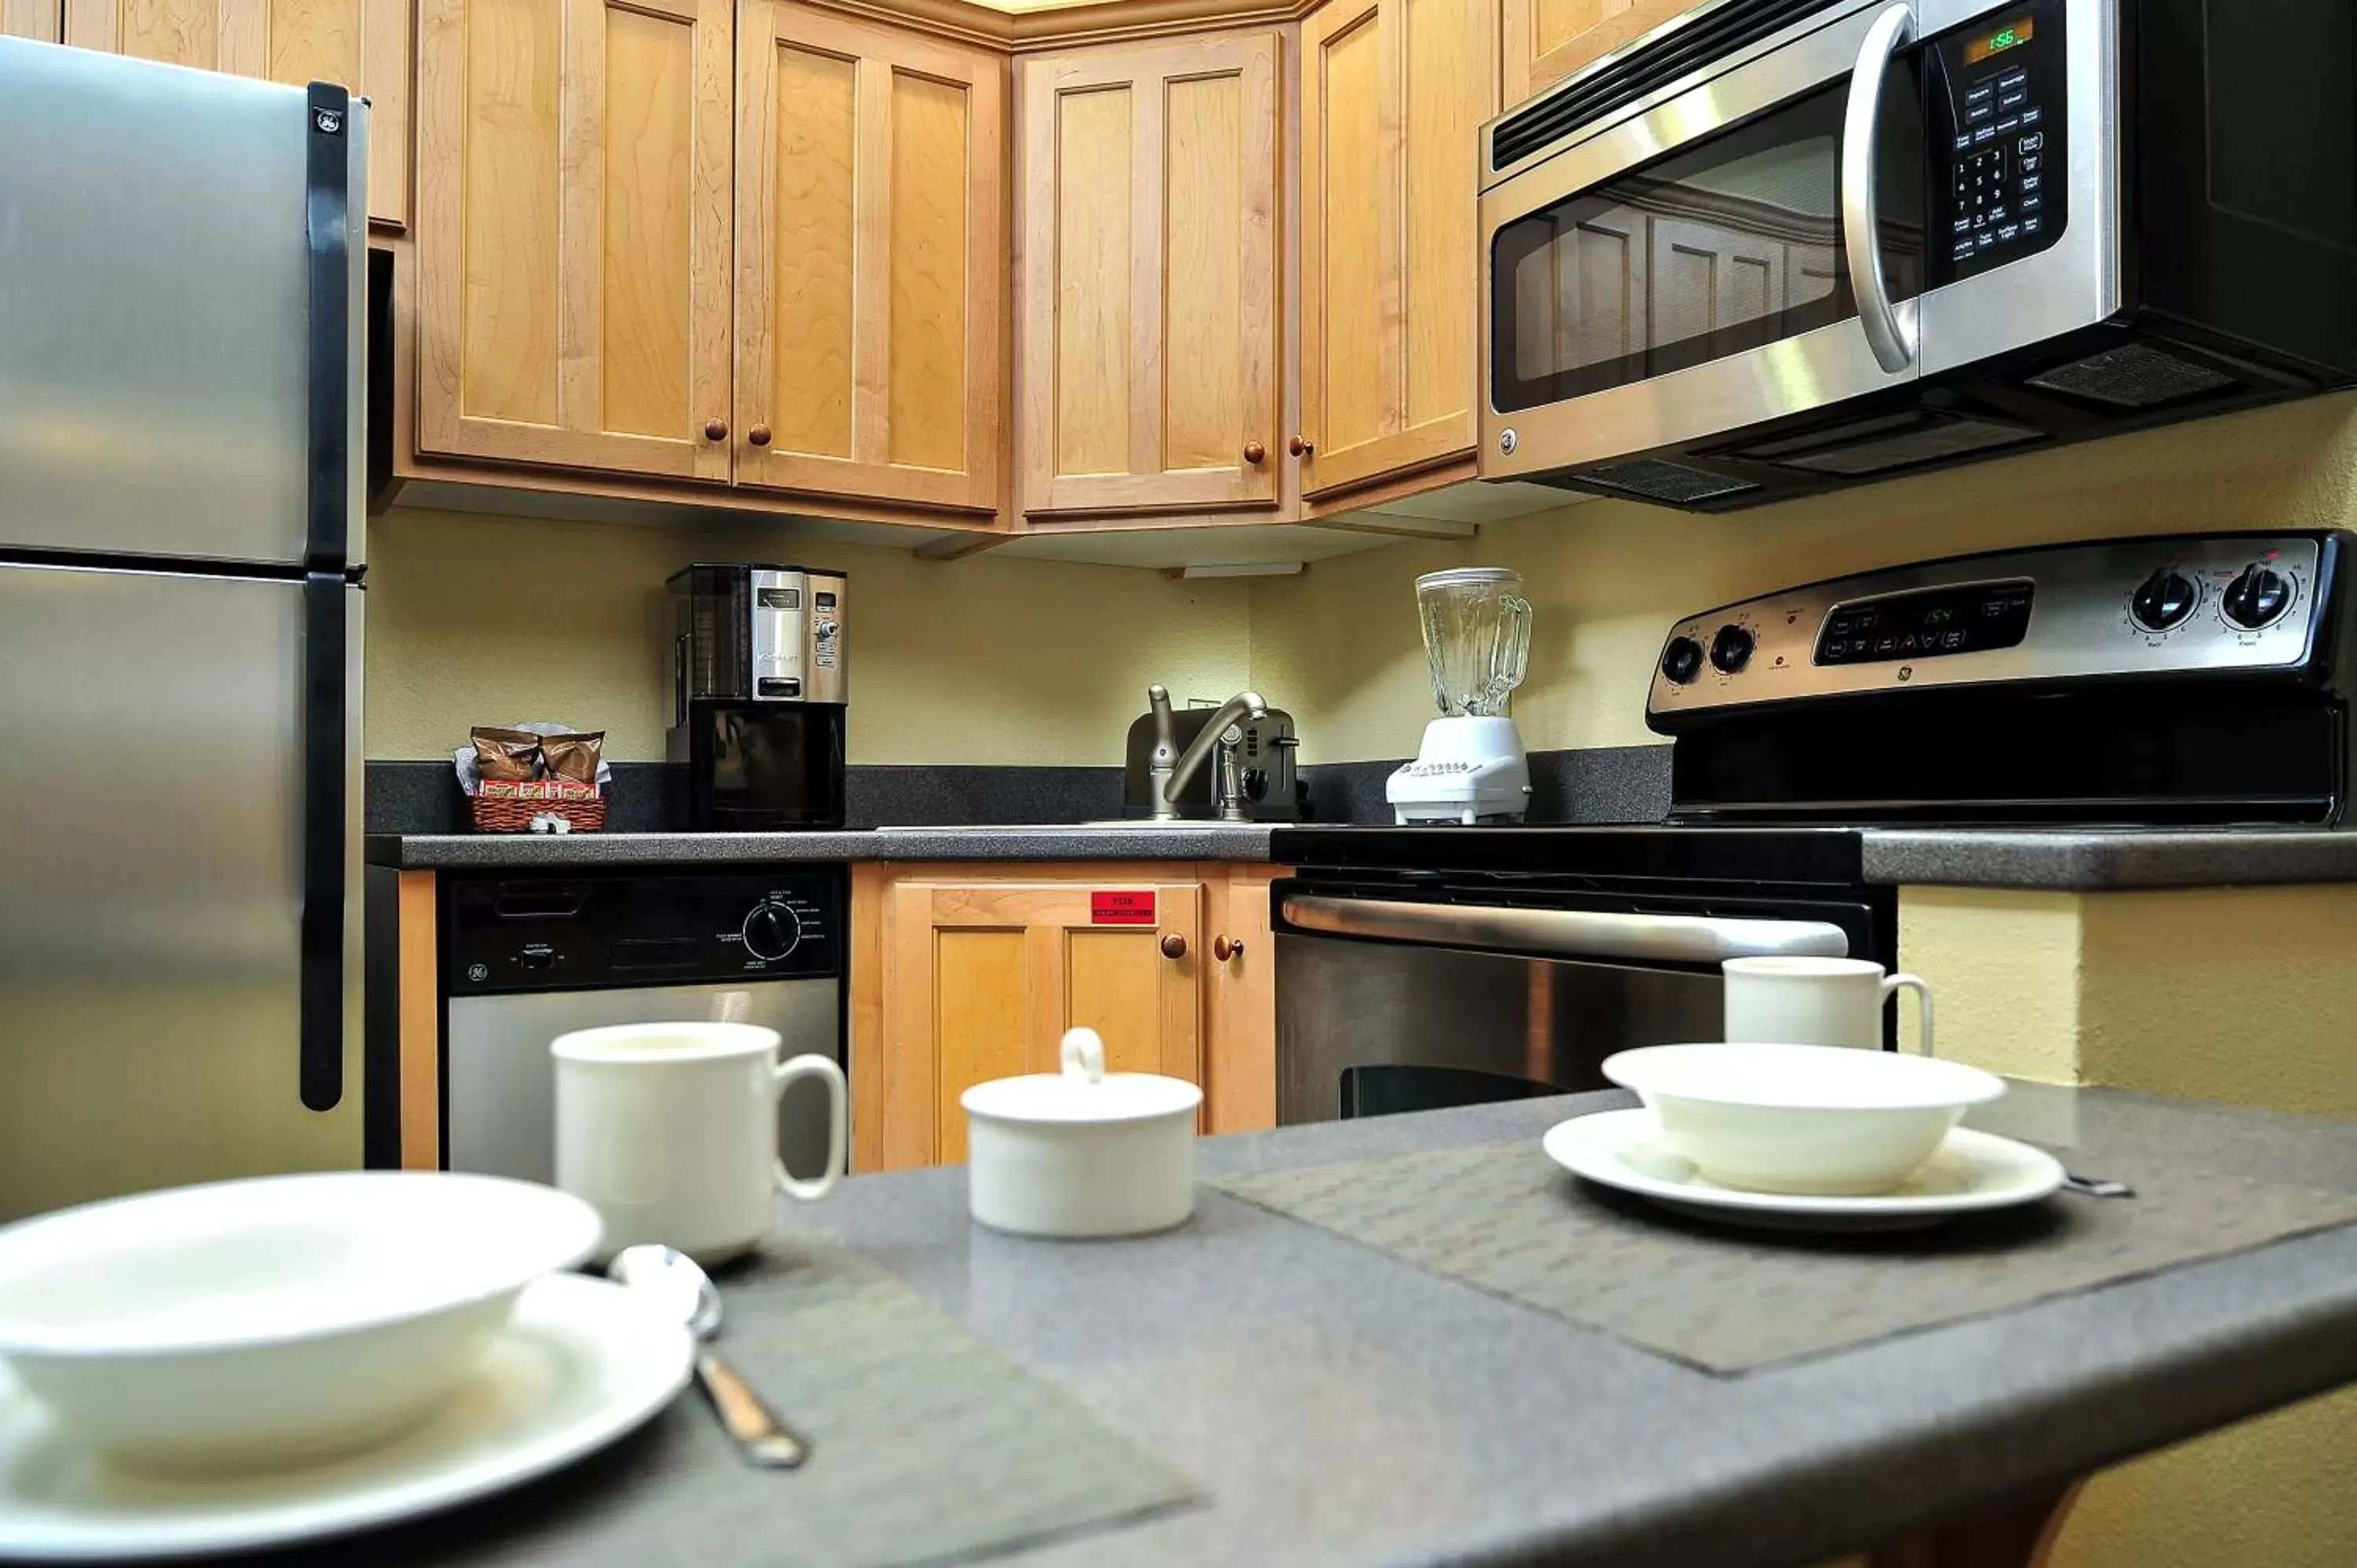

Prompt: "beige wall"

[364,506,1252,764]
[1248,394,2357,764]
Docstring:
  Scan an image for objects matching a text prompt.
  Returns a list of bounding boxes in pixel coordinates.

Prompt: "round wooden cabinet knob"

[1288,434,1314,458]
[1213,935,1244,962]
[748,424,772,447]
[702,419,728,442]
[1160,933,1187,960]
[1243,440,1266,465]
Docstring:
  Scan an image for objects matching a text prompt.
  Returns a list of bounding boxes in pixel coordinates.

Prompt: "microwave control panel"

[1927,0,2067,284]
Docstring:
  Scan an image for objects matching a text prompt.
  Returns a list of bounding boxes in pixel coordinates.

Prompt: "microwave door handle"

[1278,896,1850,965]
[1842,2,1919,375]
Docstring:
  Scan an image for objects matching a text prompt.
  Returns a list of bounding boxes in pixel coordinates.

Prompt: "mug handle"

[1882,973,1934,1055]
[771,1053,848,1203]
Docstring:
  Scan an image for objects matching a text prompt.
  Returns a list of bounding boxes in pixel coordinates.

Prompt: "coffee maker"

[667,563,848,830]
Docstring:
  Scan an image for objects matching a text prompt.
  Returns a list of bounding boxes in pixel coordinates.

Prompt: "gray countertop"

[367,823,2357,890]
[365,825,1277,870]
[1857,826,2357,888]
[316,1084,2357,1568]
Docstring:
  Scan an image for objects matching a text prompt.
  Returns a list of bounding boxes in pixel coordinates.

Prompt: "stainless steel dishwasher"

[434,868,845,1183]
[1269,829,1890,1124]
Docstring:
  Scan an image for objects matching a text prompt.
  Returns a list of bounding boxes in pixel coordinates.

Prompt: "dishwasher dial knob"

[1660,636,1705,684]
[2221,564,2293,629]
[2129,569,2198,632]
[741,899,803,962]
[1709,624,1755,674]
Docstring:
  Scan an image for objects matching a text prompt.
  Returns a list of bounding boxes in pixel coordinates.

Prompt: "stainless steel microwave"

[1478,0,2357,509]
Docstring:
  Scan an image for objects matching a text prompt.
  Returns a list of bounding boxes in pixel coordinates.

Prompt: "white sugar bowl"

[961,1028,1203,1239]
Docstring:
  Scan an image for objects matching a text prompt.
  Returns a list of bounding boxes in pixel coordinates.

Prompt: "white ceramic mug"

[551,1021,846,1265]
[1721,956,1935,1053]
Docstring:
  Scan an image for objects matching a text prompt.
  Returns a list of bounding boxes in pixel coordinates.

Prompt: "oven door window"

[1490,72,1925,414]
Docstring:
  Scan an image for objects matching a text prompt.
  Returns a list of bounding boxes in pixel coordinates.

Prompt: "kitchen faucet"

[1157,689,1269,822]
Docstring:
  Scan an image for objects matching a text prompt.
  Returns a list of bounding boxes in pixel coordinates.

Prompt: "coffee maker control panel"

[750,568,808,700]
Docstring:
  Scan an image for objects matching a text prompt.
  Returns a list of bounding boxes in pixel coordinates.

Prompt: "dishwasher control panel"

[447,868,842,995]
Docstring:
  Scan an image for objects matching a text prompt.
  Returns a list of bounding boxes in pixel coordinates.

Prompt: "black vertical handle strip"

[300,573,348,1112]
[301,84,352,1112]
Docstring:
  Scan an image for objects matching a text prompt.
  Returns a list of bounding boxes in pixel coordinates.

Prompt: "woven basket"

[471,779,607,833]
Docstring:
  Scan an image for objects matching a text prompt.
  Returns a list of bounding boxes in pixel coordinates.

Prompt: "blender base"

[1385,716,1532,825]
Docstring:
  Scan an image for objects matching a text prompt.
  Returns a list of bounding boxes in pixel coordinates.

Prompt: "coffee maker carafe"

[667,563,848,830]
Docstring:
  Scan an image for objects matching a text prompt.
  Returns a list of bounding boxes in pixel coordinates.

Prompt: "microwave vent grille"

[2023,343,2242,409]
[1490,0,1832,172]
[1578,459,1761,504]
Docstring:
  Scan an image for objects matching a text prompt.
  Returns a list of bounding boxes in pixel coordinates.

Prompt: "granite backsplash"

[364,747,1673,837]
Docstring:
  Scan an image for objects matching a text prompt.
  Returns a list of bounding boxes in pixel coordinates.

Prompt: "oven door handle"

[1842,2,1919,375]
[1279,896,1850,964]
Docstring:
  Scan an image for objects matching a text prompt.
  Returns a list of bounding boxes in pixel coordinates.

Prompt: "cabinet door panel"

[735,2,1003,515]
[1018,32,1279,517]
[1298,0,1493,503]
[417,0,733,479]
[59,0,409,225]
[876,878,1203,1170]
[1501,0,1692,112]
[2,0,60,40]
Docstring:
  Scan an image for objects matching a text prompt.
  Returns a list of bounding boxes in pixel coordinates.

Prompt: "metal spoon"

[2062,1172,2135,1199]
[607,1244,810,1468]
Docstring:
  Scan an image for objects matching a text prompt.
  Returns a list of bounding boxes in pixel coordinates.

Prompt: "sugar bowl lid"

[960,1029,1203,1125]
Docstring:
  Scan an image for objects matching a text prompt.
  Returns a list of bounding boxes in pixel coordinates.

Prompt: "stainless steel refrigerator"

[0,39,368,1221]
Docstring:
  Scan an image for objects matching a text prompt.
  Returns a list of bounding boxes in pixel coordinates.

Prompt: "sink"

[871,821,1274,833]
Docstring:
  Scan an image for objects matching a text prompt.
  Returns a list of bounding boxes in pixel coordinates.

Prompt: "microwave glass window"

[1490,74,1924,412]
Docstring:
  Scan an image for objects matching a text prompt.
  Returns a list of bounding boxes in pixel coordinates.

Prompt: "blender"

[1385,568,1533,825]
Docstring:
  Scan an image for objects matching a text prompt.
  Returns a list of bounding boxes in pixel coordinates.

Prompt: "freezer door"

[0,565,363,1222]
[0,39,367,569]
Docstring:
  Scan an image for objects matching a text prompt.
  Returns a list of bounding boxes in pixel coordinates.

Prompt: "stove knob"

[1660,636,1704,685]
[2129,569,2198,632]
[2221,564,2293,629]
[741,899,803,962]
[1709,624,1754,674]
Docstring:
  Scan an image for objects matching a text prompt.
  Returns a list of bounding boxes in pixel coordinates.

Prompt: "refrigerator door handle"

[304,81,350,571]
[299,573,347,1111]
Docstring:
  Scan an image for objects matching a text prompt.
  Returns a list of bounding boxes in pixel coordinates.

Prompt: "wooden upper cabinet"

[3,0,60,41]
[1297,0,1495,504]
[733,2,1003,515]
[59,0,411,226]
[874,878,1203,1170]
[1501,0,1692,111]
[416,0,735,481]
[1017,32,1280,518]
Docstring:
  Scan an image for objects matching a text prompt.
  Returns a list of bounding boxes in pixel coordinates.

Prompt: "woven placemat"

[474,1235,1199,1568]
[1215,1130,2357,1374]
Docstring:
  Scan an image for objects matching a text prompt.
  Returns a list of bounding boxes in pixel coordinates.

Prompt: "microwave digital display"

[1965,17,2033,65]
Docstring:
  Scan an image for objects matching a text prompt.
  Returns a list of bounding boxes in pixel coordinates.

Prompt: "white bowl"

[1601,1043,2007,1196]
[0,1171,603,1471]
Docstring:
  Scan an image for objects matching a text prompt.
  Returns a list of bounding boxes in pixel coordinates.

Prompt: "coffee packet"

[538,730,607,786]
[471,727,543,782]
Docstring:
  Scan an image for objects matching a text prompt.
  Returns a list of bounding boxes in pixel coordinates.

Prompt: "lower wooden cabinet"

[849,861,1283,1171]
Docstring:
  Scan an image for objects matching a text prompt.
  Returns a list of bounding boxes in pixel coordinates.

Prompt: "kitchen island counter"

[302,1083,2357,1568]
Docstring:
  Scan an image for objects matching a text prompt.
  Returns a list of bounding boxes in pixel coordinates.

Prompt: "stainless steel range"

[1270,530,2355,1123]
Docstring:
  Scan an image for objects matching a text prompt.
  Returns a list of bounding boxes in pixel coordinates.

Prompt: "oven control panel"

[1648,535,2333,718]
[1928,0,2067,284]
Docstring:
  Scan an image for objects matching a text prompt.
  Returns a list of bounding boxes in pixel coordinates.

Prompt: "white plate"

[0,1274,692,1561]
[1543,1109,2066,1233]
